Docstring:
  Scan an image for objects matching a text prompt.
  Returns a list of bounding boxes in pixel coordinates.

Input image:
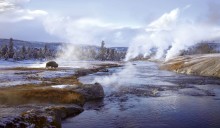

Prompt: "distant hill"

[0,38,128,52]
[0,38,63,51]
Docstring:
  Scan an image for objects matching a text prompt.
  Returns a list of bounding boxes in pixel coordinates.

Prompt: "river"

[62,61,220,128]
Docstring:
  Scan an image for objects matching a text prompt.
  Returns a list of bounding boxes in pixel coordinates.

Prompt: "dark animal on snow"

[46,61,58,69]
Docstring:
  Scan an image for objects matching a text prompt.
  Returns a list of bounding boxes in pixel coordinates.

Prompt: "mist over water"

[92,63,137,88]
[52,4,220,86]
[66,61,220,128]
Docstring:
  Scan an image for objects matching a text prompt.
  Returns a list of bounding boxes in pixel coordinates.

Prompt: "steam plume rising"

[40,4,220,62]
[125,7,220,61]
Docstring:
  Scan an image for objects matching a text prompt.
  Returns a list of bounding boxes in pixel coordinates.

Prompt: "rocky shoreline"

[0,104,83,128]
[0,63,122,128]
[160,54,220,78]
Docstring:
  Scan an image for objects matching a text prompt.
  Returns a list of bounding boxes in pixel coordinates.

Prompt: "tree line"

[0,38,55,60]
[58,41,126,61]
[97,41,126,61]
[0,39,126,61]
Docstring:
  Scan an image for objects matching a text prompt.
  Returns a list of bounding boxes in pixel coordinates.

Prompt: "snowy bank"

[160,54,220,77]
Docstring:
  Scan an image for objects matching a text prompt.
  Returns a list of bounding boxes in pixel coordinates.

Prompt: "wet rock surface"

[75,63,122,77]
[160,54,220,78]
[75,83,104,100]
[0,104,83,128]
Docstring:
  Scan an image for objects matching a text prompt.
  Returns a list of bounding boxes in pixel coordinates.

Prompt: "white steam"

[43,16,138,46]
[125,7,220,61]
[92,63,137,88]
[40,5,220,62]
[43,16,141,61]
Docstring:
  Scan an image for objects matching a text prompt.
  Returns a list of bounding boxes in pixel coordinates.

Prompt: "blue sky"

[0,0,220,46]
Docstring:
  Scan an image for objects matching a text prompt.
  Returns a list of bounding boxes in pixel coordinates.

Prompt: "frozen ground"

[0,60,121,87]
[161,53,220,77]
[0,60,45,68]
[0,60,120,68]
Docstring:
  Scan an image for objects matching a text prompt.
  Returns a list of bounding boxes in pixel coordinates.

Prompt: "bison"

[46,61,58,69]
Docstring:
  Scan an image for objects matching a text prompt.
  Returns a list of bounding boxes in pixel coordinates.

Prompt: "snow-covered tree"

[8,38,14,58]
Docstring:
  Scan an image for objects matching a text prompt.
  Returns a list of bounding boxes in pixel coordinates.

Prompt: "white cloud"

[43,16,139,46]
[27,9,48,16]
[0,0,15,12]
[0,0,47,22]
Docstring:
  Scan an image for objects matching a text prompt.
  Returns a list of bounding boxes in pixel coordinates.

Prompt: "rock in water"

[46,61,58,69]
[99,69,109,72]
[75,83,104,100]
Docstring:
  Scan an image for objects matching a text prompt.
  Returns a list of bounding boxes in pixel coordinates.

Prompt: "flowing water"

[62,61,220,128]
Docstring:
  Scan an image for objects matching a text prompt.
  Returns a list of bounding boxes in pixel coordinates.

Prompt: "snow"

[37,70,75,79]
[51,84,78,89]
[54,60,120,68]
[0,81,41,87]
[0,59,120,69]
[51,85,70,88]
[0,60,46,68]
[0,60,120,87]
[0,70,42,87]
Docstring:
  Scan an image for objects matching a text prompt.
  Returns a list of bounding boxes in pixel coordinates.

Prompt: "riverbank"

[0,62,122,127]
[160,54,220,78]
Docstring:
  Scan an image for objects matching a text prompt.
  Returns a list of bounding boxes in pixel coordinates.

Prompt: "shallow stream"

[63,61,220,128]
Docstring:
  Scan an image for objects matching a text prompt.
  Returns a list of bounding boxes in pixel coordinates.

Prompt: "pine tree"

[88,48,96,60]
[21,45,26,59]
[4,52,9,60]
[27,47,33,59]
[1,45,8,58]
[109,49,115,60]
[8,38,14,58]
[39,48,44,59]
[44,44,48,55]
[13,51,19,60]
[105,48,110,60]
[99,40,106,60]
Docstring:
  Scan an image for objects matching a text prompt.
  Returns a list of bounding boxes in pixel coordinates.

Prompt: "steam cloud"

[92,63,137,88]
[43,16,139,61]
[42,5,220,62]
[125,6,220,61]
[3,0,220,62]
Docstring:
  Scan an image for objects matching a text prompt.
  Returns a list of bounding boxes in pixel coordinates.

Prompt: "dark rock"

[45,105,84,120]
[0,105,83,128]
[99,69,109,72]
[46,61,58,69]
[75,83,104,100]
[75,69,93,77]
